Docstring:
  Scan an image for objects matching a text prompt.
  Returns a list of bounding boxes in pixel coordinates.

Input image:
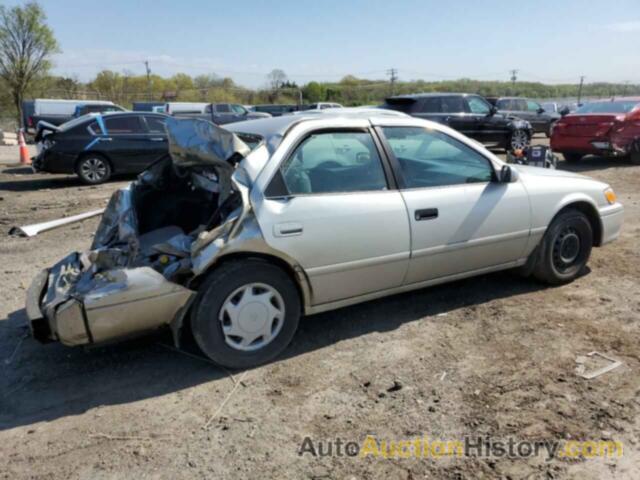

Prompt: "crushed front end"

[26,118,253,347]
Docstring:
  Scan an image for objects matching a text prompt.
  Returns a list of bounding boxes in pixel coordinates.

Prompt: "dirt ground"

[0,137,638,479]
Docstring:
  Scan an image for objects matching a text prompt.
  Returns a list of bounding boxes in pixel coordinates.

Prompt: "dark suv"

[381,93,532,151]
[487,97,560,137]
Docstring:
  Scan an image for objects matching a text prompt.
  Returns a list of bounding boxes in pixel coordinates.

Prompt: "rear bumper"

[26,253,195,346]
[32,149,77,174]
[551,133,631,157]
[598,203,624,246]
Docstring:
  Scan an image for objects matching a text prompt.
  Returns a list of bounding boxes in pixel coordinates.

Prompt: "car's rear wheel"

[532,209,593,285]
[546,121,556,138]
[76,154,112,184]
[191,259,301,369]
[630,141,640,165]
[509,128,530,152]
[563,152,583,164]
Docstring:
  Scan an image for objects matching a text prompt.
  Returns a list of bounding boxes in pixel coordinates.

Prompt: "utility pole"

[577,75,585,105]
[387,68,398,95]
[144,60,152,101]
[509,69,518,86]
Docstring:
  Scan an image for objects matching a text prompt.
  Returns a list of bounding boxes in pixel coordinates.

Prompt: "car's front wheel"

[76,154,112,184]
[532,208,593,285]
[509,128,530,152]
[191,259,301,369]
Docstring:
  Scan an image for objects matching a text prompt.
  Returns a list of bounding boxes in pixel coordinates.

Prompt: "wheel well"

[75,151,112,173]
[191,252,308,309]
[557,201,603,246]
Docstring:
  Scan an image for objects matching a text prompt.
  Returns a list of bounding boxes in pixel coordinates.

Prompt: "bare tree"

[0,2,58,125]
[267,69,287,91]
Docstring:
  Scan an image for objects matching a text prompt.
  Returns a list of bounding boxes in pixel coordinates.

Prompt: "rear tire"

[532,209,592,285]
[508,128,530,152]
[630,141,640,165]
[563,152,583,164]
[191,259,301,369]
[76,154,112,184]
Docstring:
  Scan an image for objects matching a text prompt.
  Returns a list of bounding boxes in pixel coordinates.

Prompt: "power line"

[386,68,398,95]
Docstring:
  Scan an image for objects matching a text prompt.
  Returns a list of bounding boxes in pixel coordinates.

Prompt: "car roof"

[385,92,480,101]
[226,109,406,135]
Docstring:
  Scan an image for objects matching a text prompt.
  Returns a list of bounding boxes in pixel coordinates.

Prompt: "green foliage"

[0,1,59,123]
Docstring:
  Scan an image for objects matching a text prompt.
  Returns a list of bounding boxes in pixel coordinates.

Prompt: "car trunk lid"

[556,114,625,137]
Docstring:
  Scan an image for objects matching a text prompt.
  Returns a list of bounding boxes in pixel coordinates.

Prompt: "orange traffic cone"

[18,129,30,165]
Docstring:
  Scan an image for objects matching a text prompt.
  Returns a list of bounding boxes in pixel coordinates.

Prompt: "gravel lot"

[0,137,639,479]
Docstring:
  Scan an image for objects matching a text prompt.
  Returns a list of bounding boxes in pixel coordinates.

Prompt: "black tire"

[563,152,583,164]
[532,209,593,285]
[508,128,530,152]
[546,121,556,138]
[76,154,112,184]
[191,258,301,369]
[630,142,640,165]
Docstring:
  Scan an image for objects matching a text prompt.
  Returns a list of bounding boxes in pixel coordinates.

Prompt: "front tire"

[532,209,593,285]
[191,259,301,369]
[76,154,112,184]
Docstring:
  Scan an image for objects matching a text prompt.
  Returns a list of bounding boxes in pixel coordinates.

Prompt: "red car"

[551,98,640,164]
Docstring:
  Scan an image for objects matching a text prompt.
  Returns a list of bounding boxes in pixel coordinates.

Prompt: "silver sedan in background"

[26,112,624,368]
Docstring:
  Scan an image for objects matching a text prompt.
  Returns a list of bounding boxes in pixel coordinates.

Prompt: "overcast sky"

[9,0,640,87]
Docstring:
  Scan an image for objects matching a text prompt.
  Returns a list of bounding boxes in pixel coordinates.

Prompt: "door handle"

[274,222,303,237]
[149,137,166,142]
[415,208,438,221]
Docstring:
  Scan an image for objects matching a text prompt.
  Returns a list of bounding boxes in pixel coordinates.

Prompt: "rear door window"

[420,97,442,113]
[104,116,144,134]
[281,131,388,194]
[441,96,466,113]
[144,116,166,133]
[215,104,231,113]
[466,96,491,115]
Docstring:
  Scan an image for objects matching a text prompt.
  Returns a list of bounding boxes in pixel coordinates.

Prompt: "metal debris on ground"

[9,209,104,237]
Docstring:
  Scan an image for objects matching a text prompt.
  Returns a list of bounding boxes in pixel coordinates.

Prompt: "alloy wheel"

[80,157,108,182]
[510,129,529,151]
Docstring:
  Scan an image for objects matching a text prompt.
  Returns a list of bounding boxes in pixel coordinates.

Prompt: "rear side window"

[215,104,231,113]
[87,121,102,135]
[441,96,466,113]
[496,99,512,110]
[104,116,144,134]
[145,116,166,133]
[281,131,388,195]
[420,97,442,113]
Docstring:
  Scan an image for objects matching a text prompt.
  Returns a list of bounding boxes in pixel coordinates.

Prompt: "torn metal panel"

[91,187,138,256]
[9,209,104,238]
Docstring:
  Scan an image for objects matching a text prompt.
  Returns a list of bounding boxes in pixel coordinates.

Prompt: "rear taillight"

[27,116,33,127]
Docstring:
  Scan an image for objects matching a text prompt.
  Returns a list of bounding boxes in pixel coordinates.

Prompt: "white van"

[164,102,209,115]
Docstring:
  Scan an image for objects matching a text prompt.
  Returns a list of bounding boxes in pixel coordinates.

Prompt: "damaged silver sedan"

[26,112,624,368]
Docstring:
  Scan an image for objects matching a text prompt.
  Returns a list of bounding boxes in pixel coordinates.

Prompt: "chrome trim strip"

[305,251,410,277]
[411,229,531,258]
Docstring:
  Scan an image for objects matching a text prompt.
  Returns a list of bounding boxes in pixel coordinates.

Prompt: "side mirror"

[559,106,570,116]
[537,107,545,114]
[489,106,498,116]
[498,164,518,183]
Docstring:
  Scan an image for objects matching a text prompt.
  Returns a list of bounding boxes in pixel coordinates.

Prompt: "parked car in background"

[252,104,299,117]
[302,102,344,110]
[26,112,623,368]
[32,112,170,184]
[166,102,271,124]
[381,93,532,151]
[23,99,121,134]
[163,102,209,115]
[72,103,126,118]
[132,101,167,112]
[487,97,560,137]
[550,98,640,164]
